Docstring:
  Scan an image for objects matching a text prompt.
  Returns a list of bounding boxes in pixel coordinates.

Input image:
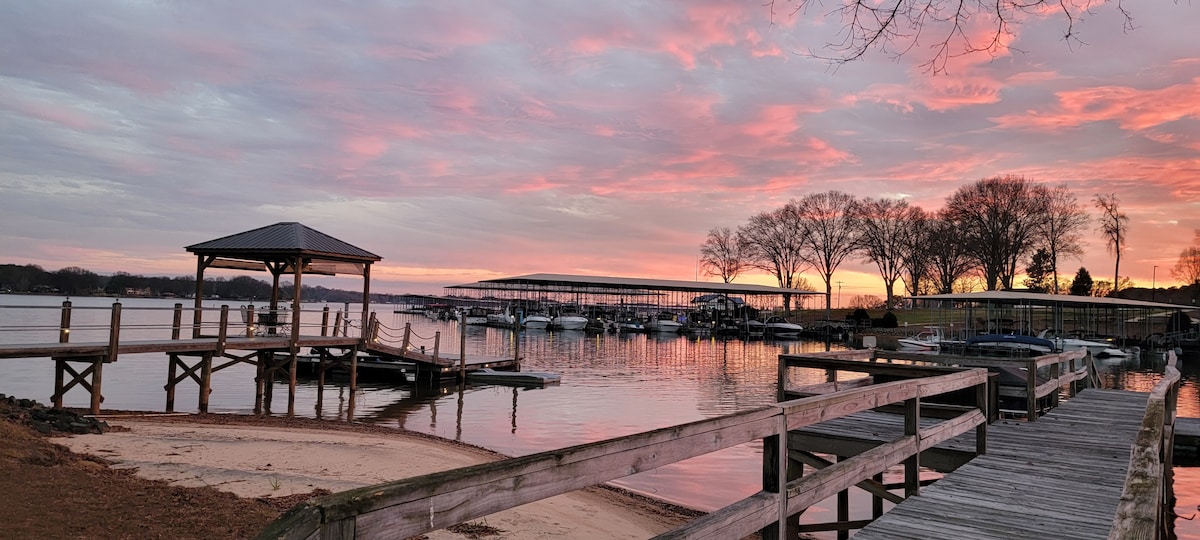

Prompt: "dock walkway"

[853,389,1148,539]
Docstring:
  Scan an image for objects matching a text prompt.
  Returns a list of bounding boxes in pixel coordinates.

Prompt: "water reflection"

[4,296,1200,522]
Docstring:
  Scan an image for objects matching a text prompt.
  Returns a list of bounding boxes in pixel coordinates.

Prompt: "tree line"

[696,175,1188,312]
[0,264,402,304]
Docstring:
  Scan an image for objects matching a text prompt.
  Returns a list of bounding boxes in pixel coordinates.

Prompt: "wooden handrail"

[257,367,989,540]
[1109,351,1181,540]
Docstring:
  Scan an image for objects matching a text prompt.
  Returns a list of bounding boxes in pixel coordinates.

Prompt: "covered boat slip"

[907,290,1197,350]
[443,273,823,315]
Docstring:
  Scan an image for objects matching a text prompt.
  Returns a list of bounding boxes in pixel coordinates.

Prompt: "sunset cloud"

[0,0,1197,296]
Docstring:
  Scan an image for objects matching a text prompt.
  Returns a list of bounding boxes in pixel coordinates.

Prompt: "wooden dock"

[0,301,518,415]
[258,348,1181,540]
[853,389,1147,539]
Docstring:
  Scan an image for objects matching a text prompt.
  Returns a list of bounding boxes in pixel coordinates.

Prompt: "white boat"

[898,327,944,351]
[966,334,1055,355]
[455,307,490,325]
[551,311,588,330]
[763,316,803,339]
[645,312,683,333]
[486,311,515,327]
[523,313,552,329]
[1037,330,1127,358]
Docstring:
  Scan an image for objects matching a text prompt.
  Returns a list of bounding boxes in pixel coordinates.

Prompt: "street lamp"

[1153,266,1158,302]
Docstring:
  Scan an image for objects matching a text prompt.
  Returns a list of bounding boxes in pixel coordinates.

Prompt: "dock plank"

[851,389,1147,539]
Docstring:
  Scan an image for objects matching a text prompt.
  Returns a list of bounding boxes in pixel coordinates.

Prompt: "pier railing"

[1109,350,1180,540]
[868,348,1090,420]
[257,360,989,540]
[0,301,364,346]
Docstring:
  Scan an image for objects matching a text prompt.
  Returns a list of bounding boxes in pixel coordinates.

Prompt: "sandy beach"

[59,416,697,539]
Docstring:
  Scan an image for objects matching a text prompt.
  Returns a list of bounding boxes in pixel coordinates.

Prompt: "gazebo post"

[288,255,302,416]
[193,255,207,338]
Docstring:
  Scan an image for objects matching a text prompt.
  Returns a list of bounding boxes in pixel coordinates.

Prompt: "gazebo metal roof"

[186,222,380,273]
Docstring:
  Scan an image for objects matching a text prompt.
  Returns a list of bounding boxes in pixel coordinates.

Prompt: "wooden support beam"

[904,397,920,498]
[789,451,903,505]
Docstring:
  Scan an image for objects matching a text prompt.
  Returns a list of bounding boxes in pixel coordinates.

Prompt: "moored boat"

[763,316,803,339]
[645,312,683,333]
[898,326,944,351]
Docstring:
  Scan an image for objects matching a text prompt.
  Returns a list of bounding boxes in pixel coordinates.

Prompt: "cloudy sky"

[2,1,1197,298]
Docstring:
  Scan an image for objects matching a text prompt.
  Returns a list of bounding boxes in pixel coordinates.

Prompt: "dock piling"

[58,300,71,343]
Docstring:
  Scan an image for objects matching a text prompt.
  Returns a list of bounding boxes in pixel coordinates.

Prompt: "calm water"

[2,294,1198,537]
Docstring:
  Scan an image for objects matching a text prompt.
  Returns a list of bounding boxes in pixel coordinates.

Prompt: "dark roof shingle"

[185,222,381,262]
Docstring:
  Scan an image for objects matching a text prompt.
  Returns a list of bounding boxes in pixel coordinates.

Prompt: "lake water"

[2,294,1198,537]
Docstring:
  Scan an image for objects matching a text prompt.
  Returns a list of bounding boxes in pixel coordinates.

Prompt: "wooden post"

[166,354,178,412]
[58,300,72,343]
[367,312,378,344]
[107,303,122,364]
[459,314,467,381]
[287,256,302,416]
[244,305,255,338]
[513,311,521,369]
[172,303,183,340]
[904,396,920,497]
[1026,359,1037,421]
[433,331,441,361]
[193,255,206,338]
[975,377,988,455]
[333,310,344,337]
[199,353,213,413]
[254,351,266,414]
[1050,357,1061,408]
[217,306,229,357]
[321,306,330,337]
[401,323,411,352]
[837,454,850,540]
[52,359,64,408]
[759,416,788,540]
[349,345,359,396]
[872,472,884,519]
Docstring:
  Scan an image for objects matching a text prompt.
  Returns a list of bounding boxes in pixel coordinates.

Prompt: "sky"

[1,1,1198,301]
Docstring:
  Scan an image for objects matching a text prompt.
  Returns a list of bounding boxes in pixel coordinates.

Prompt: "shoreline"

[58,411,704,538]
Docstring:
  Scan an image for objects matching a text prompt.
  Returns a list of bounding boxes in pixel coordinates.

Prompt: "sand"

[60,418,694,539]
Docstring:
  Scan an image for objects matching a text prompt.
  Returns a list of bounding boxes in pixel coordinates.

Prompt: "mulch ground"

[0,398,707,539]
[0,400,325,539]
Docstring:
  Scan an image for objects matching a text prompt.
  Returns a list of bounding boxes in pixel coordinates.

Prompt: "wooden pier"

[0,301,518,415]
[257,349,1180,540]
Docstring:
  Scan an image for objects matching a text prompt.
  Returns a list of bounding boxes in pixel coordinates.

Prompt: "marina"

[0,294,1198,537]
[0,226,1198,538]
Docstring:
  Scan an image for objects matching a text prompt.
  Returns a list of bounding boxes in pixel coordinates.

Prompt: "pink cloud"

[991,77,1200,131]
[856,74,1003,112]
[343,135,389,159]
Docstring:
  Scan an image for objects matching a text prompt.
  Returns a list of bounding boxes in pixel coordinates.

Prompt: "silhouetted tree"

[740,204,808,312]
[1023,248,1054,293]
[768,0,1143,74]
[928,214,975,294]
[1172,230,1200,286]
[1037,184,1089,294]
[898,206,934,297]
[1094,193,1129,293]
[943,176,1048,290]
[699,226,749,283]
[795,191,861,313]
[856,197,918,307]
[1069,267,1093,296]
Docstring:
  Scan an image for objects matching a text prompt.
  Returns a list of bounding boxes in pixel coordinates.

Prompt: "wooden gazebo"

[185,222,381,412]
